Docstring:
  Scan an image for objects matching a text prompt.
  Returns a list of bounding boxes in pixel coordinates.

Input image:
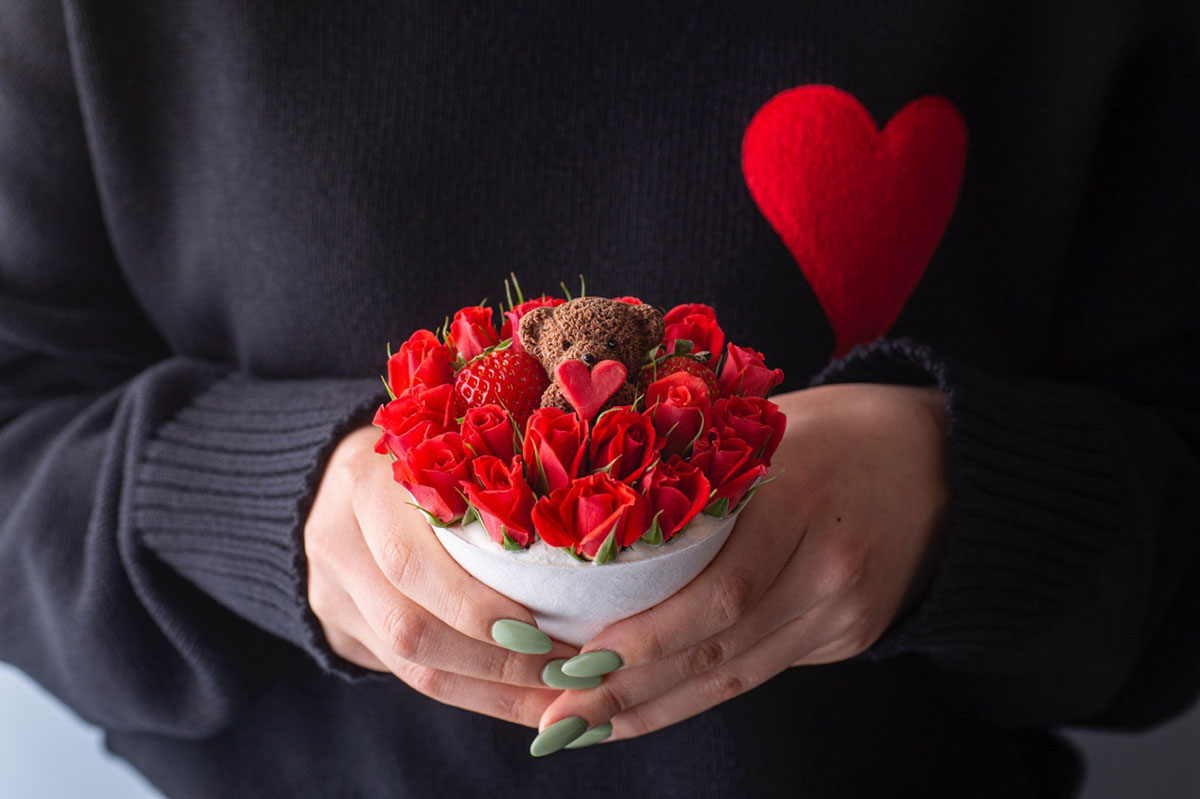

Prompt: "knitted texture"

[133,375,383,675]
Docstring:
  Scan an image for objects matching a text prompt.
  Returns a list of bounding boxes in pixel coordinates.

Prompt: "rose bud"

[373,383,457,458]
[386,329,455,398]
[531,472,652,561]
[392,432,471,524]
[711,396,787,463]
[644,371,712,458]
[522,407,588,495]
[690,428,768,515]
[589,406,660,483]
[461,455,536,548]
[641,457,711,543]
[500,296,565,353]
[461,404,516,462]
[448,305,500,362]
[717,343,784,398]
[662,303,724,358]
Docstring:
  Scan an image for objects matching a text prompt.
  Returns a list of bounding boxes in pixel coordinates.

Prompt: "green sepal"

[702,496,730,519]
[501,527,525,551]
[592,525,620,565]
[528,441,550,496]
[563,547,590,563]
[729,471,780,515]
[672,339,694,356]
[381,375,397,401]
[461,502,479,527]
[407,502,458,529]
[641,511,664,546]
[386,447,398,463]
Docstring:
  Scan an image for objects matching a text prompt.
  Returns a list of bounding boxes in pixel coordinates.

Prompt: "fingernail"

[541,659,603,690]
[491,619,552,655]
[529,716,588,757]
[564,721,613,749]
[561,650,622,677]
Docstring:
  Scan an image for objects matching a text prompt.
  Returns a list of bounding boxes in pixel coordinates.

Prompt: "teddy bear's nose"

[581,353,597,367]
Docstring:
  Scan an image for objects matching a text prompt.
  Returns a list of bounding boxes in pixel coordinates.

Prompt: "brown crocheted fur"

[517,297,665,413]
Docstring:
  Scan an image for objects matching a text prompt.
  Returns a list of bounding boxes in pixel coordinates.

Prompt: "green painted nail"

[561,650,622,677]
[541,659,603,690]
[564,722,613,749]
[530,716,588,757]
[491,619,552,654]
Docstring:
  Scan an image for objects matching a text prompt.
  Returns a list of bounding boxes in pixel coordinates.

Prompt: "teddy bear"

[517,297,665,418]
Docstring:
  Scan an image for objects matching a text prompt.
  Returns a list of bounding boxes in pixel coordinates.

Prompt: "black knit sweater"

[1,1,1196,796]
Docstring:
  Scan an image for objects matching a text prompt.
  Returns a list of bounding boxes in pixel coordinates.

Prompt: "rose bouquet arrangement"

[372,279,786,566]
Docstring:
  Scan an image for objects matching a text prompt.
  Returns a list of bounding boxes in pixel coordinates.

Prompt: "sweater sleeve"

[811,341,1198,728]
[809,5,1199,729]
[0,1,380,737]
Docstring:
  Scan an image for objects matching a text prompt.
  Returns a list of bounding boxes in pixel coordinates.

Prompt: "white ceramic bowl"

[433,509,742,646]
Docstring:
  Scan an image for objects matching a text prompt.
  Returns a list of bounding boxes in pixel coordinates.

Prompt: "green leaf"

[672,339,694,356]
[381,375,397,401]
[592,525,620,564]
[501,527,525,551]
[702,496,730,519]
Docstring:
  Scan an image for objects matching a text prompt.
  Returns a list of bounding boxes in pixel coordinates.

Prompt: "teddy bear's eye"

[562,340,573,350]
[606,339,618,349]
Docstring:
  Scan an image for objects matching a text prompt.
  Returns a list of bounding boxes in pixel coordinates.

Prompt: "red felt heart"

[555,360,627,420]
[742,85,967,357]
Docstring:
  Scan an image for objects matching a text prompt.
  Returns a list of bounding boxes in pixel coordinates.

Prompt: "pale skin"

[306,383,949,738]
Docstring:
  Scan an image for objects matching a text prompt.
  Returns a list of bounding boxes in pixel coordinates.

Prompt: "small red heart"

[555,360,628,420]
[743,85,967,357]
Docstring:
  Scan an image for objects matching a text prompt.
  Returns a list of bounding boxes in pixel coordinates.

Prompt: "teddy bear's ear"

[517,306,556,355]
[625,303,666,357]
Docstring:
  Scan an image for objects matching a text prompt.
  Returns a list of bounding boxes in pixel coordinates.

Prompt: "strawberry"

[453,347,549,428]
[638,355,718,400]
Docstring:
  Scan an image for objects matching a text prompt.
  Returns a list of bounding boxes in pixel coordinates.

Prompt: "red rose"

[532,472,652,560]
[612,296,644,305]
[386,329,454,397]
[663,303,724,357]
[689,428,767,514]
[641,457,711,543]
[373,383,457,458]
[717,343,784,398]
[588,406,660,483]
[522,407,588,494]
[461,404,516,462]
[392,432,471,524]
[711,396,787,463]
[449,305,500,362]
[644,371,712,458]
[461,455,536,548]
[501,296,565,352]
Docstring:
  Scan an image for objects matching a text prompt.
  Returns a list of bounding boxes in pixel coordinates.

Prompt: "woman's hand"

[305,426,577,727]
[534,384,950,746]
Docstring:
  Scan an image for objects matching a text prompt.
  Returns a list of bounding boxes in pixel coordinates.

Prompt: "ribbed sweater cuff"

[811,339,1123,669]
[132,373,384,678]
